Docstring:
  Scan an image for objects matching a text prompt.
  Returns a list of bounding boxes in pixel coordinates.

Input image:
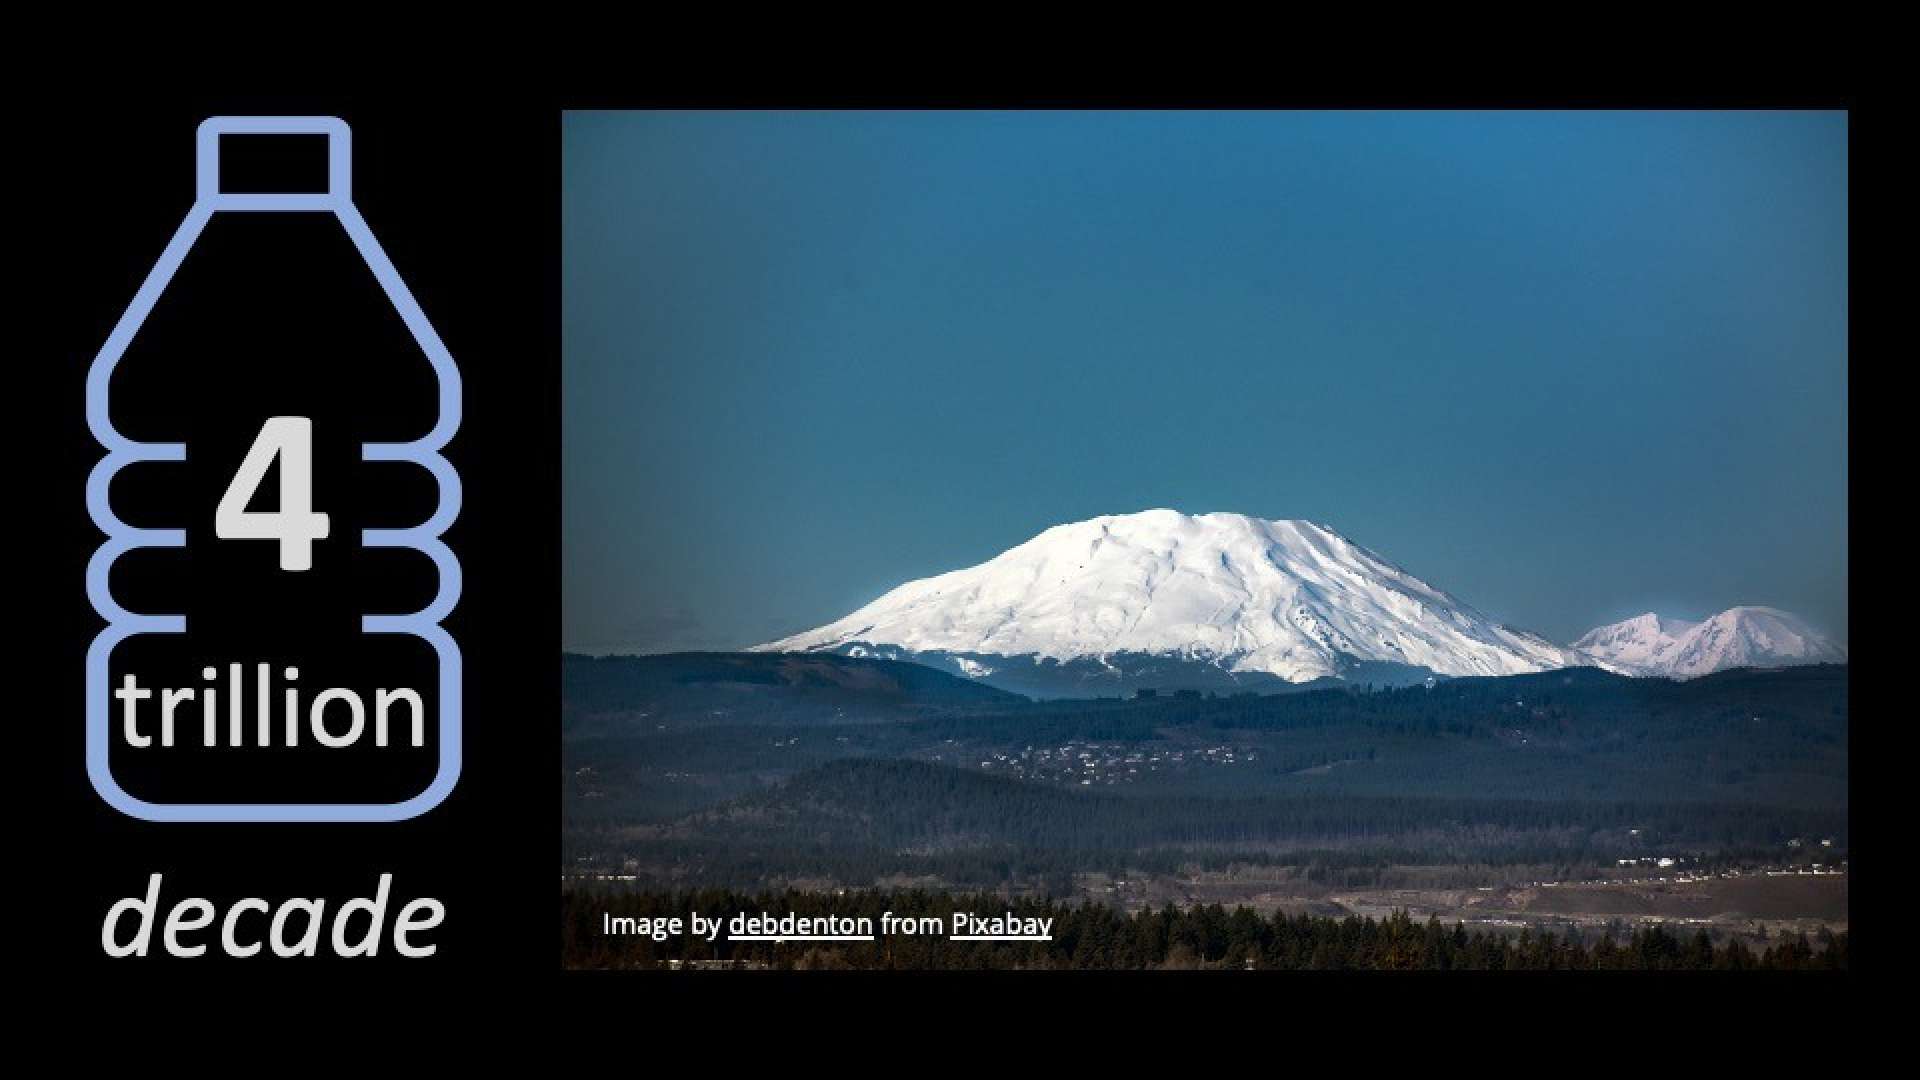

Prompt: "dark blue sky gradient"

[563,111,1847,653]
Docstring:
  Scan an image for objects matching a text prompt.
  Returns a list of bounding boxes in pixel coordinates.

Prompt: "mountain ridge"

[1575,606,1846,678]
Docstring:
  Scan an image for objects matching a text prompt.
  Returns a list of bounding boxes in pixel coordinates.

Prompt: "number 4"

[215,417,331,572]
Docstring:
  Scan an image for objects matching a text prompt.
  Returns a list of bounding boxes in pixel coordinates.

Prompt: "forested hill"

[896,662,1848,748]
[563,660,1845,889]
[692,757,1845,856]
[563,650,1027,733]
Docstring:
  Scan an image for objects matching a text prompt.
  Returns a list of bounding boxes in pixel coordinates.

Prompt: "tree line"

[562,887,1846,972]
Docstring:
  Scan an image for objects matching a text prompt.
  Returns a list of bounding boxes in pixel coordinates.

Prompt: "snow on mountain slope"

[755,510,1593,684]
[1571,613,1699,675]
[1660,606,1846,677]
[1574,606,1844,678]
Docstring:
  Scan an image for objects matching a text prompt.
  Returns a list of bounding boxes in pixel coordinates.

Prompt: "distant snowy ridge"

[1569,613,1700,675]
[755,509,1596,684]
[1573,606,1845,678]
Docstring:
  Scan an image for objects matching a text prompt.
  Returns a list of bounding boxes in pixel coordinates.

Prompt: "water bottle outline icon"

[85,116,463,823]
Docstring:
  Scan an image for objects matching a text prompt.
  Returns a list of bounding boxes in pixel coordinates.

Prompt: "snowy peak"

[1661,606,1846,677]
[1574,606,1844,678]
[755,510,1593,684]
[1571,612,1698,675]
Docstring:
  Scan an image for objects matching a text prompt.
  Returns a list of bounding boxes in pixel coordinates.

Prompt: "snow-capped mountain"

[1570,613,1700,676]
[755,510,1593,686]
[1573,606,1845,678]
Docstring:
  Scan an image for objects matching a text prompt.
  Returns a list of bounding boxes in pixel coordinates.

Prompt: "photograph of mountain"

[562,111,1847,971]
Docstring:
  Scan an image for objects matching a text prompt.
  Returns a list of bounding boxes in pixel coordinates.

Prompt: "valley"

[563,651,1848,950]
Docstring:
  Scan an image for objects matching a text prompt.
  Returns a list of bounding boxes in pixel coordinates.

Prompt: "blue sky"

[563,111,1847,653]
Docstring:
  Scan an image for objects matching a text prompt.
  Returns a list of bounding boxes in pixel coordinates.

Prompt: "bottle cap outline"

[198,115,352,206]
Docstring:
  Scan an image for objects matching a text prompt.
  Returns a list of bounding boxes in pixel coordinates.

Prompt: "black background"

[15,86,1875,1012]
[28,99,556,974]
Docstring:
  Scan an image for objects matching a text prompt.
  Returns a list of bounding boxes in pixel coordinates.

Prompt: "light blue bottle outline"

[86,116,462,823]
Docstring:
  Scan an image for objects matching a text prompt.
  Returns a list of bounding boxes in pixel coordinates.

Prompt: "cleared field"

[1512,875,1847,922]
[1088,867,1846,946]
